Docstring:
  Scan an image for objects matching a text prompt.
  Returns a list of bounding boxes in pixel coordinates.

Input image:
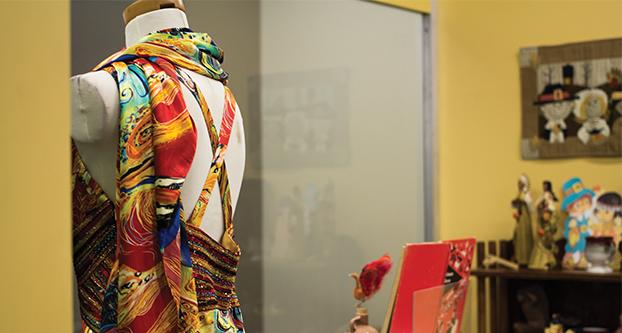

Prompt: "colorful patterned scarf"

[92,28,237,332]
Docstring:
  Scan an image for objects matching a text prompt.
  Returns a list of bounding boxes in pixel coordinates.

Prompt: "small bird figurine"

[349,254,393,304]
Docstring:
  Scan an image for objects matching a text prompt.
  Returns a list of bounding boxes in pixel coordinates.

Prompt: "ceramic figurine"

[544,314,564,333]
[512,174,534,266]
[348,307,378,333]
[561,178,595,269]
[347,254,392,333]
[544,323,563,333]
[528,181,559,270]
[585,236,616,273]
[543,314,581,333]
[574,88,610,144]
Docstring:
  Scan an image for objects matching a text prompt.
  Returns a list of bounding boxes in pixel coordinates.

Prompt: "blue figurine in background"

[561,178,595,270]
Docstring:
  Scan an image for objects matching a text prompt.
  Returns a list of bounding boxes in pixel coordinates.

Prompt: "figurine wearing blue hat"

[561,177,595,269]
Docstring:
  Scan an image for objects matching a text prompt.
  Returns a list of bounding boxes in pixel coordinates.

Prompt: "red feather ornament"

[350,254,393,303]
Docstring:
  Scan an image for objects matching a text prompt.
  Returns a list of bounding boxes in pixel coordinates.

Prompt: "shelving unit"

[472,240,622,332]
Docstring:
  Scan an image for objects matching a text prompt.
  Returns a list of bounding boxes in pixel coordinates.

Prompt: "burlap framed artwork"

[520,38,622,159]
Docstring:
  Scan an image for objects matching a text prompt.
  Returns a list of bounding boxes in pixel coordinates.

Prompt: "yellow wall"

[0,1,72,332]
[436,0,622,331]
[437,0,622,244]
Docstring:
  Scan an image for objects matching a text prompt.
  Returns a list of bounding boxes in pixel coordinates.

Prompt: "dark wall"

[71,0,132,75]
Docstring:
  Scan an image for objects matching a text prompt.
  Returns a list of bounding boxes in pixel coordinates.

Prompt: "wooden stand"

[472,240,622,332]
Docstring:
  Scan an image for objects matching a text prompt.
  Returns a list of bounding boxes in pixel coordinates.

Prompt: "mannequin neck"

[125,8,189,47]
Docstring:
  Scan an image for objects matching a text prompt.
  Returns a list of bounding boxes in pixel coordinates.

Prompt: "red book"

[383,243,450,333]
[382,238,476,333]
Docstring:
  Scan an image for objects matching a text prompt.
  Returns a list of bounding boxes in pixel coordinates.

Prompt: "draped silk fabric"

[73,28,244,333]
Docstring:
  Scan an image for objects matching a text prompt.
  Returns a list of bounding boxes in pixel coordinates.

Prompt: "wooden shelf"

[474,240,622,332]
[472,267,622,283]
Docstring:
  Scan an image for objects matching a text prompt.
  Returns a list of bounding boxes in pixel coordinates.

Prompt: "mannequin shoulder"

[71,71,119,142]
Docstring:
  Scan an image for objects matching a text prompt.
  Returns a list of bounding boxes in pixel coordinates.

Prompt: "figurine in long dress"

[529,181,559,270]
[512,174,534,266]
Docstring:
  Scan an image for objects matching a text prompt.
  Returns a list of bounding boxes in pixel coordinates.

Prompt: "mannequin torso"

[71,8,245,242]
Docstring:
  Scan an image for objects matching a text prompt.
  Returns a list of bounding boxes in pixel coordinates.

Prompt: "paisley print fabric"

[72,28,244,333]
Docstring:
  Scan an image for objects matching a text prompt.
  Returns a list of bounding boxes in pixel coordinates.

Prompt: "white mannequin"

[71,8,246,242]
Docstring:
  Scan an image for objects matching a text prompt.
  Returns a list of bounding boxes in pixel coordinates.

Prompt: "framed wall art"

[520,38,622,159]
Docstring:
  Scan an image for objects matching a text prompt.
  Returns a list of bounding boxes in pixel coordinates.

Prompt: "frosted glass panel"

[258,1,425,332]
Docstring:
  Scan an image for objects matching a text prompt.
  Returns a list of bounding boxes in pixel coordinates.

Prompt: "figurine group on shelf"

[511,175,621,272]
